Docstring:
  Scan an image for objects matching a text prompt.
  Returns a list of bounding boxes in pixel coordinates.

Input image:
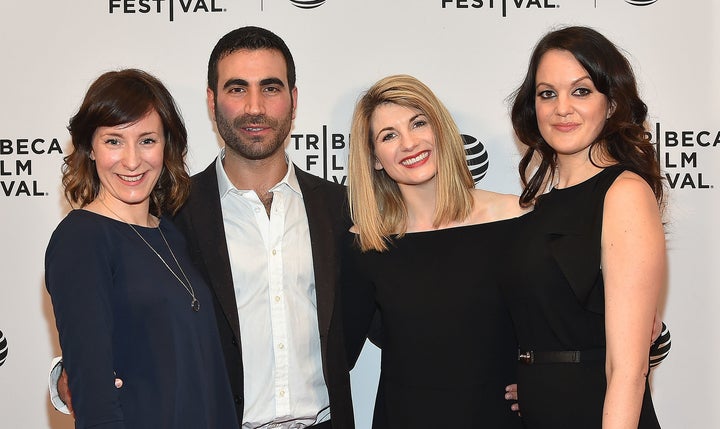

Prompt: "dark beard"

[215,110,292,161]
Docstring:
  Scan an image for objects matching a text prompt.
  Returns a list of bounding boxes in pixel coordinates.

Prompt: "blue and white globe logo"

[463,134,489,184]
[289,0,326,9]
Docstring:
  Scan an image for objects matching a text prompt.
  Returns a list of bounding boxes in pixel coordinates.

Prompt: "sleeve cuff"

[48,356,71,414]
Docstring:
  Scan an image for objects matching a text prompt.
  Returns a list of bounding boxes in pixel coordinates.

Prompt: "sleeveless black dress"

[498,166,661,428]
[341,222,522,428]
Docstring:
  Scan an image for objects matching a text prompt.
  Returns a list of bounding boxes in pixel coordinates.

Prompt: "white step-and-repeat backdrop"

[1,0,718,427]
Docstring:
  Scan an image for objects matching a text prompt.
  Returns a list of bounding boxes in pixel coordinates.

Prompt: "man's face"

[208,48,297,160]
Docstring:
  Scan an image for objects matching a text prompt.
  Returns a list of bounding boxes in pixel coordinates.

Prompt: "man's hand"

[499,314,666,421]
[57,367,123,418]
[57,368,73,416]
[505,383,520,415]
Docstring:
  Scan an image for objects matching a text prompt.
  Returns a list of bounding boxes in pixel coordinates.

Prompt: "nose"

[399,133,418,152]
[244,87,265,115]
[122,144,141,171]
[555,94,573,117]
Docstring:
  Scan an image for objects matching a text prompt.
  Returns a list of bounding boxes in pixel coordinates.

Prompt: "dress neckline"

[549,165,622,194]
[400,213,526,237]
[76,208,162,231]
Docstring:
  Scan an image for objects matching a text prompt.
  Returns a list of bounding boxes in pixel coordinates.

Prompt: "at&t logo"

[0,330,7,367]
[289,0,326,9]
[625,0,658,5]
[463,135,489,184]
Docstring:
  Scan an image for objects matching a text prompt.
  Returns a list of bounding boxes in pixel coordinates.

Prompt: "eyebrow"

[536,75,592,89]
[374,113,424,141]
[222,77,286,90]
[99,130,159,138]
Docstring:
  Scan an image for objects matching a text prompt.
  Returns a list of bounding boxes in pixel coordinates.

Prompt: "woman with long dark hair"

[502,26,664,428]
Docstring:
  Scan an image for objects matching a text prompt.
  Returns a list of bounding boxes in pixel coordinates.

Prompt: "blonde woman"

[341,74,526,428]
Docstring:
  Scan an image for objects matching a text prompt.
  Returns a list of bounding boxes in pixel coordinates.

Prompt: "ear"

[374,156,384,171]
[607,100,617,119]
[291,86,298,120]
[89,150,95,161]
[207,87,216,119]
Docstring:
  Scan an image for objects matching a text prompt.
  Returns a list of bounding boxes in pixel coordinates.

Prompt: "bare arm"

[601,172,665,428]
[503,317,665,418]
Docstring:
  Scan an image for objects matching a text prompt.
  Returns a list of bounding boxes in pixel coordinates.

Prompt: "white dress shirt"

[216,151,331,429]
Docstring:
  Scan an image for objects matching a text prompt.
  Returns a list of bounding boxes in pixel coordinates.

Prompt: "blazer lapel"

[295,166,337,338]
[186,162,242,339]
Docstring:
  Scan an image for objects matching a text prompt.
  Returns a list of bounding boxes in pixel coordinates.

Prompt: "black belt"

[518,349,605,364]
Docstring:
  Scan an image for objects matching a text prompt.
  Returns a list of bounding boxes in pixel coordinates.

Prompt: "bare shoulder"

[605,170,657,209]
[470,188,529,223]
[603,170,662,231]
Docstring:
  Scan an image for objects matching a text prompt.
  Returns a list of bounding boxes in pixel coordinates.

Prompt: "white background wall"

[0,0,717,427]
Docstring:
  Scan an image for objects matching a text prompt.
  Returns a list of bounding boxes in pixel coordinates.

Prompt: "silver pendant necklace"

[99,199,200,312]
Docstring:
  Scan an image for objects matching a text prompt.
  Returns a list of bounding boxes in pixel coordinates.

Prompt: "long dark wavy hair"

[64,69,190,215]
[510,26,663,208]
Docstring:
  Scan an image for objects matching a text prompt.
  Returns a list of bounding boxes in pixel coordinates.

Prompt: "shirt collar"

[216,147,303,198]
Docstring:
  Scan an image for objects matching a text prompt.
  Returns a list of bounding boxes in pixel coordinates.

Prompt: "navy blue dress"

[45,210,239,429]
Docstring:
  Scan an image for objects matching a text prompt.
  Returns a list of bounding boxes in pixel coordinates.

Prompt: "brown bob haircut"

[63,69,190,215]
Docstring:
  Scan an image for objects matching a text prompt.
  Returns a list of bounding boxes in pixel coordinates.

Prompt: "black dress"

[45,210,239,429]
[498,166,661,428]
[341,222,522,428]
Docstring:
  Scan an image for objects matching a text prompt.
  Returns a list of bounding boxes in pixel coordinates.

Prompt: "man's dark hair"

[207,26,296,94]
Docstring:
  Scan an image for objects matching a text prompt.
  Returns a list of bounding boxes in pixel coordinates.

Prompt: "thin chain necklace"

[98,198,200,312]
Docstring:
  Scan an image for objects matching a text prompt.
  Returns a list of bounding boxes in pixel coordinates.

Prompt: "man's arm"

[49,357,123,416]
[48,357,72,415]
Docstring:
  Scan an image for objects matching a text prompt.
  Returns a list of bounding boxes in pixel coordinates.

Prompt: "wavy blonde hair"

[348,74,474,252]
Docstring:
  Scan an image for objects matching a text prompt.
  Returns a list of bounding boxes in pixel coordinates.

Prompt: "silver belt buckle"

[518,351,534,364]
